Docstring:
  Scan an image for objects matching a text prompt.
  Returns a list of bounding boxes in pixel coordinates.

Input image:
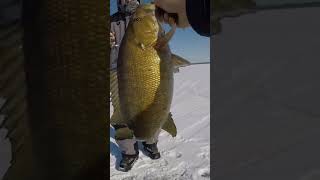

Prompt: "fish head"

[130,3,161,47]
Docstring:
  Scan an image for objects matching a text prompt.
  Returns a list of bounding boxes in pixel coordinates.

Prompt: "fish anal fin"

[162,113,177,137]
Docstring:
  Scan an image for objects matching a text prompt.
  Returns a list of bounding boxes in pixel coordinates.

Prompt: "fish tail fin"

[162,112,177,137]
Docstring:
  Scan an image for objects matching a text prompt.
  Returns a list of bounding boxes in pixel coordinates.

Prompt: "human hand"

[110,32,117,47]
[154,0,190,28]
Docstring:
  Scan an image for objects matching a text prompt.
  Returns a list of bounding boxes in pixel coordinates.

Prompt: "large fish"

[110,3,190,140]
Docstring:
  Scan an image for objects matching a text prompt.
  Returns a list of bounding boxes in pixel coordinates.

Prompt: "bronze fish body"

[110,3,190,140]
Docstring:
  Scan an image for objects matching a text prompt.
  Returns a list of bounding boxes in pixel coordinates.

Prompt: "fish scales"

[114,4,174,140]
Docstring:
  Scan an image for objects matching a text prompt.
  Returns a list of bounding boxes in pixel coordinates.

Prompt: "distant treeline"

[190,62,210,65]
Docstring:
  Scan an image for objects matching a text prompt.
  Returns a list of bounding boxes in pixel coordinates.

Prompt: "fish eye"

[133,17,142,22]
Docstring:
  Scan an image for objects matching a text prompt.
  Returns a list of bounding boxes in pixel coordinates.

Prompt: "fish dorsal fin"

[110,69,125,124]
[161,112,177,137]
[171,54,191,73]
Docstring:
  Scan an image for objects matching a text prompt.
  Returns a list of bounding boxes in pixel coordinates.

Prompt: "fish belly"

[118,45,173,140]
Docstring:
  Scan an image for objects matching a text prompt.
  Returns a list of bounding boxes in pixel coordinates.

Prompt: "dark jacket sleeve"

[186,0,211,37]
[110,12,128,68]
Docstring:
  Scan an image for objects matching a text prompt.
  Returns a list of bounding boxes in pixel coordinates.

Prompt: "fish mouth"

[136,3,156,16]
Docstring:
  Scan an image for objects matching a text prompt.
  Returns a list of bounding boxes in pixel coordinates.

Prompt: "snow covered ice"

[0,64,210,180]
[110,64,210,180]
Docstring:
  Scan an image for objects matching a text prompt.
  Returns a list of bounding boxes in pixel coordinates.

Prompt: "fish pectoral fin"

[162,113,177,137]
[171,54,191,73]
[133,38,147,50]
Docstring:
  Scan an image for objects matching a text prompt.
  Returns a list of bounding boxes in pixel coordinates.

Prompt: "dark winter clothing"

[110,12,131,68]
[186,0,211,37]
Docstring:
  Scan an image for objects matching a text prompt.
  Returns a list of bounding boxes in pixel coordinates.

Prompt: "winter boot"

[118,142,139,172]
[142,142,161,160]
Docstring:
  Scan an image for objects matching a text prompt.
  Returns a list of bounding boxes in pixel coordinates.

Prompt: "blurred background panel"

[213,2,320,180]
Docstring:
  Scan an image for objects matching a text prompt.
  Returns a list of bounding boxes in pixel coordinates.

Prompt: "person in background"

[110,0,140,69]
[110,0,162,172]
[154,0,211,37]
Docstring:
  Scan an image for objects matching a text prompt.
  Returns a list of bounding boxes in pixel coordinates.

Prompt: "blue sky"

[110,0,210,63]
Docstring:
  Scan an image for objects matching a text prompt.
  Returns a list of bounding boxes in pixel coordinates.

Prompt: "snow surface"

[110,64,210,180]
[0,64,210,180]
